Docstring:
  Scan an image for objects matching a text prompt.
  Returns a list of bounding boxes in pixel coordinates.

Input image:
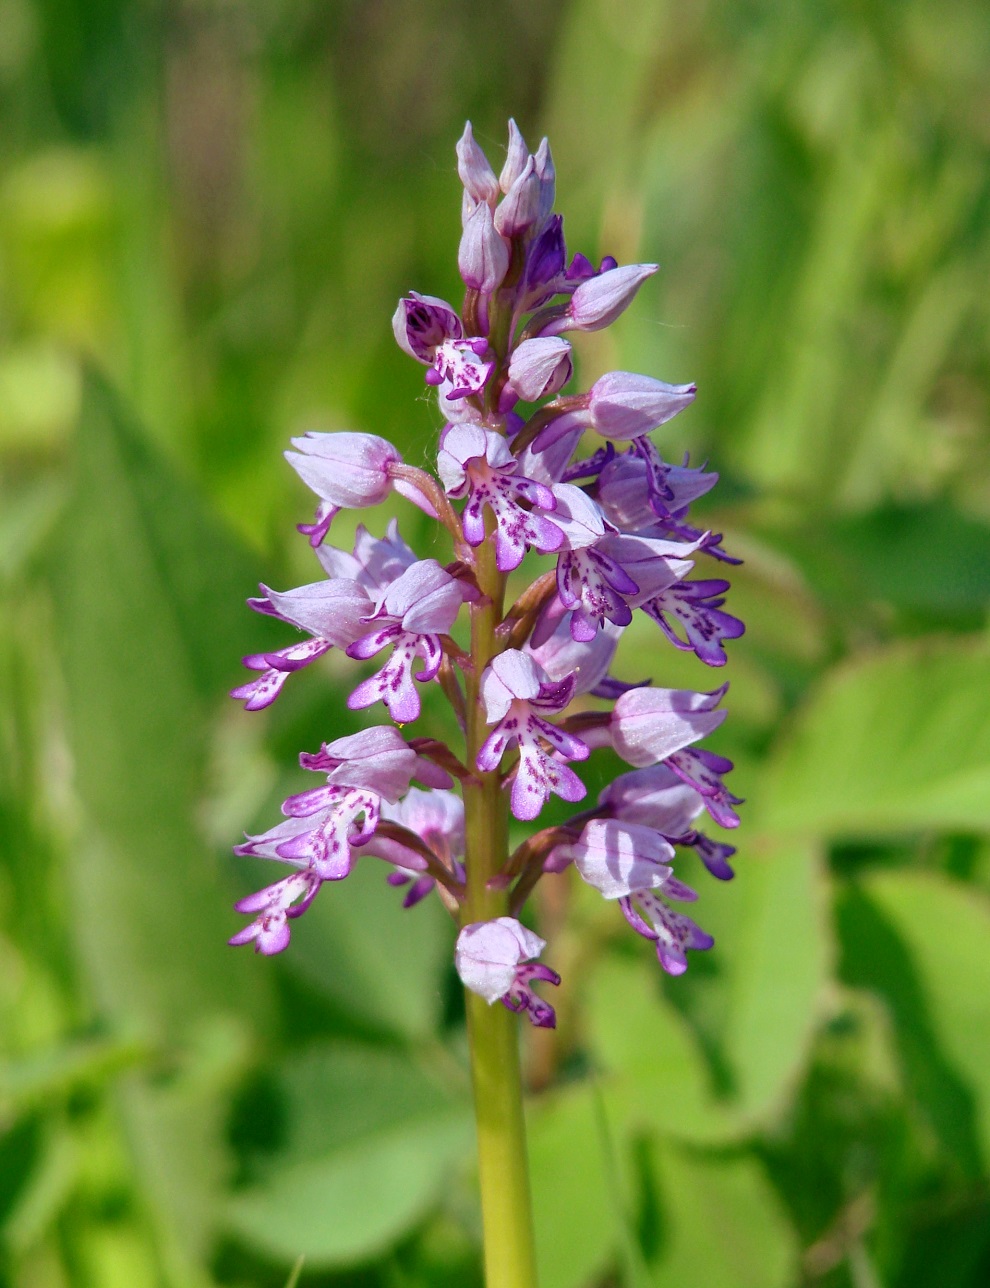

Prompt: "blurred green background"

[2,1,989,1285]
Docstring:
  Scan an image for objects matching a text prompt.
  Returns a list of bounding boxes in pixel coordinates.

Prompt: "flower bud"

[548,482,606,550]
[525,214,566,293]
[589,371,697,439]
[526,615,622,697]
[456,121,499,206]
[455,917,547,1003]
[456,919,562,1029]
[458,200,510,293]
[599,765,705,835]
[499,118,530,193]
[533,137,555,224]
[544,262,658,334]
[494,155,542,238]
[507,336,573,401]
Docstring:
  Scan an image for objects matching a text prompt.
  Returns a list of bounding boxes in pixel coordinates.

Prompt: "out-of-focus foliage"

[1,0,988,1285]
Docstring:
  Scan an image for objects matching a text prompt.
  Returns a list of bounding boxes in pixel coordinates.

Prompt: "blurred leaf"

[769,503,990,625]
[48,367,269,1023]
[46,369,273,1279]
[528,1084,618,1288]
[838,871,990,1170]
[1,1127,77,1255]
[587,955,744,1145]
[286,858,454,1041]
[0,341,80,450]
[755,636,990,836]
[0,478,65,582]
[588,837,828,1137]
[0,1034,148,1118]
[277,1041,467,1165]
[647,1141,798,1288]
[75,1225,161,1288]
[227,1042,470,1267]
[716,836,831,1121]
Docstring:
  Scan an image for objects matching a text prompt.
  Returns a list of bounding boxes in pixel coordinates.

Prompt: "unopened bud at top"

[532,137,556,224]
[494,154,542,238]
[500,118,530,193]
[456,121,500,208]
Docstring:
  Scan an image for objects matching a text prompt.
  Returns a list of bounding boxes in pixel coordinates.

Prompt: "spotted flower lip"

[228,871,321,955]
[620,890,714,976]
[230,579,372,711]
[642,578,745,667]
[427,338,495,399]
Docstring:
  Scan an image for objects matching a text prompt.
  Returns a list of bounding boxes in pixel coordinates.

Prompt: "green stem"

[462,535,539,1288]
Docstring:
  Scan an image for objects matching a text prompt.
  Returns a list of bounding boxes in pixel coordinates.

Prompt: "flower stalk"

[460,522,539,1287]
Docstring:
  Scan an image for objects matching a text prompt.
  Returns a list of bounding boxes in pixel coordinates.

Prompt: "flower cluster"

[229,121,743,1028]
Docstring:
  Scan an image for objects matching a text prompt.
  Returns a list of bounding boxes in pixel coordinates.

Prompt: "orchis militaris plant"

[229,119,743,1288]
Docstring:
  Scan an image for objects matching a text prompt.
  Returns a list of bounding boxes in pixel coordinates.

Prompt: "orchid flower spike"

[229,120,743,1041]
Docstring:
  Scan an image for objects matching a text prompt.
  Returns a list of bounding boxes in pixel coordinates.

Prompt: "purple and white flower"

[455,917,560,1028]
[619,888,714,977]
[346,559,469,723]
[231,578,371,711]
[438,425,564,572]
[641,579,745,667]
[285,431,433,546]
[477,650,589,821]
[541,263,659,335]
[366,787,466,907]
